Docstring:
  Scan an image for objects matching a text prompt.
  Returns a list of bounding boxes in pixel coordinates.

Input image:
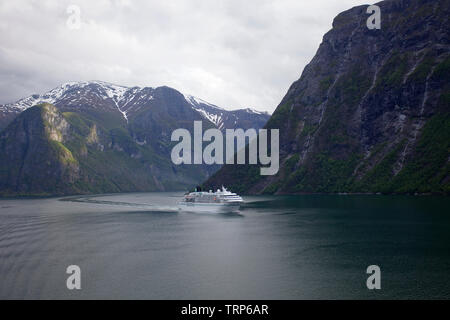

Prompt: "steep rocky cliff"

[0,104,80,195]
[205,0,449,195]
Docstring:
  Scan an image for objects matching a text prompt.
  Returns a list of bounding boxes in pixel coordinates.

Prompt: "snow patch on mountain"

[197,108,224,126]
[0,82,84,112]
[182,93,269,129]
[244,108,269,115]
[182,94,224,126]
[183,93,224,110]
[94,81,130,122]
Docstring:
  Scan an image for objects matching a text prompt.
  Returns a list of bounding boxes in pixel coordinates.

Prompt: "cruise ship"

[178,186,243,213]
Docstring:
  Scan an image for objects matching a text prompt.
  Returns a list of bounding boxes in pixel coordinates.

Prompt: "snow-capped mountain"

[182,93,269,131]
[0,81,270,196]
[0,81,269,131]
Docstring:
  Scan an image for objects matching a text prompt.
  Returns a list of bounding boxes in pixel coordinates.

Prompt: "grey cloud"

[0,0,374,112]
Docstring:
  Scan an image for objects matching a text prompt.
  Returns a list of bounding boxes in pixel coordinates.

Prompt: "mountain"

[0,81,269,131]
[183,94,269,131]
[0,82,269,196]
[204,0,450,195]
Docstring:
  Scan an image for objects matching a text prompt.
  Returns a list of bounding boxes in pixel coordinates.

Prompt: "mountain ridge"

[204,0,450,195]
[0,81,269,131]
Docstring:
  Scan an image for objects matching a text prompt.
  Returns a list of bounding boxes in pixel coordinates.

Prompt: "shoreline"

[1,190,448,200]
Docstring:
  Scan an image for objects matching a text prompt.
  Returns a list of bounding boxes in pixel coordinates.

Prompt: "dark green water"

[0,193,449,299]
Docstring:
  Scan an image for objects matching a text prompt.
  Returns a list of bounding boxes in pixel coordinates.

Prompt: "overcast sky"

[0,0,374,112]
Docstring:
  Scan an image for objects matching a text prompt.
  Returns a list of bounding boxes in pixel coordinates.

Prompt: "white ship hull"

[178,202,241,213]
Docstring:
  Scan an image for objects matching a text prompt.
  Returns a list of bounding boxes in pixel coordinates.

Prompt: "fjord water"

[0,193,449,299]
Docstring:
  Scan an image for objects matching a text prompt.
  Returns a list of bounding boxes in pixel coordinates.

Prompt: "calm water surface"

[0,193,449,299]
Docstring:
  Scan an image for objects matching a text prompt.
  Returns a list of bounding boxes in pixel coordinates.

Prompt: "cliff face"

[0,103,213,196]
[0,104,79,195]
[205,0,450,194]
